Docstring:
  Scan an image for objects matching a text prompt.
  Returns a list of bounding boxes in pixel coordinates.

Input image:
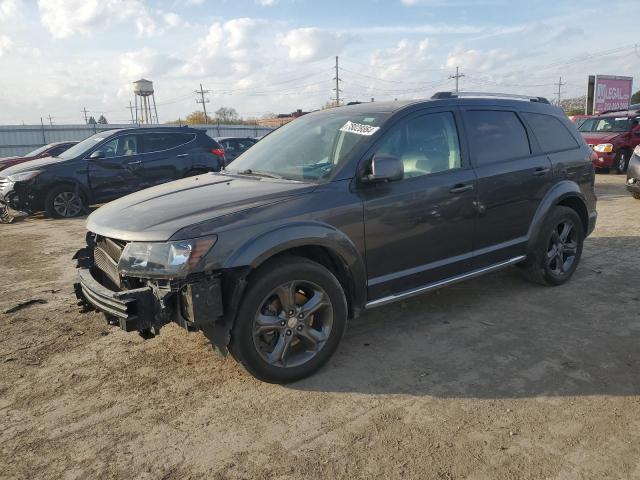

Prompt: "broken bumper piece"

[74,264,225,339]
[74,268,156,332]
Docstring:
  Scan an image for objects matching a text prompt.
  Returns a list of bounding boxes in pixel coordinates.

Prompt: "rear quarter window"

[523,112,579,153]
[465,110,531,166]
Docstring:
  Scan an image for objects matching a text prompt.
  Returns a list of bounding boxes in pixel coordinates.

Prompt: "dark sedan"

[0,142,77,171]
[0,127,225,218]
[216,137,258,163]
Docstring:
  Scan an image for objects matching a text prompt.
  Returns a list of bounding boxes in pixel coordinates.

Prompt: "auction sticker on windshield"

[340,121,380,136]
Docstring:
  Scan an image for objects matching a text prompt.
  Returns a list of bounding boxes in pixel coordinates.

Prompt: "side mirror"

[89,150,105,160]
[363,154,404,183]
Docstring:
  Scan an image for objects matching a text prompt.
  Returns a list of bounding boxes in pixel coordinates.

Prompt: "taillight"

[210,148,225,157]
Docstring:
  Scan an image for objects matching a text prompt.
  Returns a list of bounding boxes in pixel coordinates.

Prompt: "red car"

[578,111,640,174]
[0,141,78,171]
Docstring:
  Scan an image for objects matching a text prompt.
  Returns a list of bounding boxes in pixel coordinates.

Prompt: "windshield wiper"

[237,169,284,179]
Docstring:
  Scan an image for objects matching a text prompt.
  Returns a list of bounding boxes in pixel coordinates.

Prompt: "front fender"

[224,221,367,311]
[526,180,587,251]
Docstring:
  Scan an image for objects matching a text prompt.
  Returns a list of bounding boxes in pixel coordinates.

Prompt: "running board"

[365,255,527,309]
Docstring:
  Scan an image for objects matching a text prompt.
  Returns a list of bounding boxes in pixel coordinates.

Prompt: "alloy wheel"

[546,220,578,276]
[52,191,83,217]
[252,280,333,368]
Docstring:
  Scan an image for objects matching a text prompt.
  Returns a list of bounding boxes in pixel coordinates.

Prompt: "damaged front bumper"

[73,245,225,340]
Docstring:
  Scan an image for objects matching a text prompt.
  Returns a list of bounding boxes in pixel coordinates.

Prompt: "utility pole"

[554,76,566,106]
[127,101,135,124]
[332,56,342,107]
[195,83,210,124]
[449,66,465,93]
[82,107,88,124]
[47,115,54,126]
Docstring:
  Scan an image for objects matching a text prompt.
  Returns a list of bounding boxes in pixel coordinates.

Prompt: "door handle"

[127,160,142,165]
[533,167,550,176]
[449,183,474,194]
[176,153,189,158]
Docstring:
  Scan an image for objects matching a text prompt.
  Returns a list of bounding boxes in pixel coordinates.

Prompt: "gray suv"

[74,92,597,383]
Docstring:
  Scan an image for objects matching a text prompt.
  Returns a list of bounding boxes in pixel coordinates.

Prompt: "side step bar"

[365,256,527,309]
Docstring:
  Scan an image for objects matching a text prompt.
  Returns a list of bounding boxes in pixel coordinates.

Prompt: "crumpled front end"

[73,232,226,340]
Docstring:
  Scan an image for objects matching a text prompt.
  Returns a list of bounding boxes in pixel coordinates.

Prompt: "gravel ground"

[1,174,639,480]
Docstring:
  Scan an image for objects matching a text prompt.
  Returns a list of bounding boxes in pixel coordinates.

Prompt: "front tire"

[230,256,347,383]
[523,206,584,286]
[613,150,629,174]
[44,185,86,218]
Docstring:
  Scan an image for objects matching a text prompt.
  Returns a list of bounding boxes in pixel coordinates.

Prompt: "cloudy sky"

[0,0,638,124]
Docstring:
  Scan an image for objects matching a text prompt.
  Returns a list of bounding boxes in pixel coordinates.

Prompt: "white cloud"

[445,45,514,72]
[119,48,183,80]
[37,0,153,38]
[0,0,18,20]
[0,34,12,56]
[257,0,278,5]
[279,28,354,62]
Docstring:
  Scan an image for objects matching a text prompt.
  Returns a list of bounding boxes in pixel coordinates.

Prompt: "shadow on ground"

[291,235,640,398]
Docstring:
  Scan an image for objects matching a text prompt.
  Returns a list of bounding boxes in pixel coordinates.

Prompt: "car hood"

[0,157,26,171]
[0,156,66,176]
[580,132,622,145]
[86,173,317,241]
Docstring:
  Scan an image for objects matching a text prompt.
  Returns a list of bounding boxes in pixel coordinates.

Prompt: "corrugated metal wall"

[0,123,274,157]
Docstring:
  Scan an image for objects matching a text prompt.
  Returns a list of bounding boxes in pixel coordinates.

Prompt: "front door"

[88,133,144,203]
[461,108,553,268]
[361,110,477,300]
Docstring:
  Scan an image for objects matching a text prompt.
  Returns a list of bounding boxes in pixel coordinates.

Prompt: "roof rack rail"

[431,91,550,104]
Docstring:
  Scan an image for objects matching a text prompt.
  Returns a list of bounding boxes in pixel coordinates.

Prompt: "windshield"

[227,111,389,182]
[578,117,631,133]
[57,132,113,160]
[24,144,51,157]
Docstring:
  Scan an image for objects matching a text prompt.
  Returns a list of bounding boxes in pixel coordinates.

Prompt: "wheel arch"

[223,222,367,318]
[527,181,589,252]
[41,180,91,210]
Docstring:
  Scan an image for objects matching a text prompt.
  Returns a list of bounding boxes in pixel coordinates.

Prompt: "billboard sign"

[592,75,633,113]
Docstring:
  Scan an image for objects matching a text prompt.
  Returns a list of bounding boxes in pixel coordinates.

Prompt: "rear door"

[361,109,477,300]
[461,107,553,268]
[87,133,144,202]
[138,132,196,187]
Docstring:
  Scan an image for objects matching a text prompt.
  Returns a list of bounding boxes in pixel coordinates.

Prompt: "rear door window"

[523,112,579,153]
[465,110,531,166]
[141,133,195,153]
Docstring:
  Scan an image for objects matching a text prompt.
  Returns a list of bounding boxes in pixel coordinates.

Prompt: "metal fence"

[0,123,274,157]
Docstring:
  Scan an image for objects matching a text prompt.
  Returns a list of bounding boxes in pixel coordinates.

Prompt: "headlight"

[593,143,613,153]
[634,145,640,156]
[7,170,41,182]
[118,237,216,278]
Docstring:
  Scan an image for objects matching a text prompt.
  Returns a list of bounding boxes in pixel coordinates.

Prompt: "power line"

[333,56,342,106]
[195,83,210,123]
[554,76,566,105]
[448,66,465,93]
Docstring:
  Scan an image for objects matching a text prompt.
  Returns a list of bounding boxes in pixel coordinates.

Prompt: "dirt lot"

[1,174,639,480]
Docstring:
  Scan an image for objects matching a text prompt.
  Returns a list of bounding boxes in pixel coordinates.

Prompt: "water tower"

[133,78,159,124]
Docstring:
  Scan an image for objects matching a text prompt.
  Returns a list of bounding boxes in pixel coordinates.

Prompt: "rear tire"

[44,185,86,218]
[230,256,347,383]
[523,206,584,286]
[633,193,640,200]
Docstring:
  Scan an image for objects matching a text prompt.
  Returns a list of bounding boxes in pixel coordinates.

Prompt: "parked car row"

[0,128,261,218]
